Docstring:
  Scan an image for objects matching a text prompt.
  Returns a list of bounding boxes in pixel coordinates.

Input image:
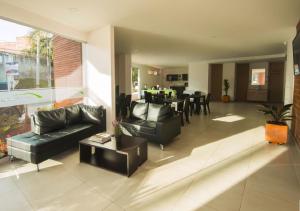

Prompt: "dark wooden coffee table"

[79,135,147,177]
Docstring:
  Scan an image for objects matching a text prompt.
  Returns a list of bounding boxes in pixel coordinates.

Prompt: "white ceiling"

[1,0,299,66]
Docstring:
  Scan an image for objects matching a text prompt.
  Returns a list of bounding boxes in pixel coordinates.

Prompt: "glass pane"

[0,19,83,159]
[132,67,139,93]
[251,68,266,85]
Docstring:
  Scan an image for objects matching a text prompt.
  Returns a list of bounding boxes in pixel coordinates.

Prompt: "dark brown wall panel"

[209,64,223,101]
[268,62,284,103]
[292,20,300,147]
[235,63,249,102]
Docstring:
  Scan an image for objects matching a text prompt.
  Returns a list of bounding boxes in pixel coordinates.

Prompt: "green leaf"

[19,92,43,99]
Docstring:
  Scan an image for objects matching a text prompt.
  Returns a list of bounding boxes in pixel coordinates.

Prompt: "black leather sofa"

[7,104,106,171]
[120,103,181,150]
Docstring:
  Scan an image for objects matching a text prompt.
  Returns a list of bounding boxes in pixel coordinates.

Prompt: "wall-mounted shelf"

[166,74,188,81]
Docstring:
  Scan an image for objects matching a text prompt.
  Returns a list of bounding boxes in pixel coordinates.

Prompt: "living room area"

[0,1,300,211]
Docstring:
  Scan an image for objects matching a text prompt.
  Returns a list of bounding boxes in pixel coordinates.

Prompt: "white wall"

[117,54,132,94]
[284,31,296,105]
[84,25,115,133]
[222,63,235,100]
[162,66,188,87]
[188,62,209,93]
[0,2,86,42]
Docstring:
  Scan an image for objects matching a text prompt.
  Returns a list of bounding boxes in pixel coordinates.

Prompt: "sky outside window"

[0,19,32,42]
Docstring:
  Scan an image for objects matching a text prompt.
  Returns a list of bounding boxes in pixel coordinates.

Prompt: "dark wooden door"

[235,63,249,102]
[209,64,223,101]
[268,61,284,103]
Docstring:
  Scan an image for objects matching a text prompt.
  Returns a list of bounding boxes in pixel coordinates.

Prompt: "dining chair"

[206,93,211,114]
[178,97,190,126]
[119,93,127,118]
[194,91,201,96]
[145,92,152,103]
[198,95,207,115]
[193,95,201,115]
[154,93,165,104]
[125,94,132,113]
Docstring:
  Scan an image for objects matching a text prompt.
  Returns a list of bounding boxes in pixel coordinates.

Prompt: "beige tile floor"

[0,102,300,211]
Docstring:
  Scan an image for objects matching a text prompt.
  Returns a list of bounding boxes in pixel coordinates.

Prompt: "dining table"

[163,98,184,111]
[142,89,176,97]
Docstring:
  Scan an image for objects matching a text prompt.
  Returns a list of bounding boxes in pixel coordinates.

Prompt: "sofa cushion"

[121,119,156,134]
[7,123,100,154]
[32,108,66,135]
[80,104,104,125]
[65,104,82,125]
[131,103,148,120]
[147,104,171,122]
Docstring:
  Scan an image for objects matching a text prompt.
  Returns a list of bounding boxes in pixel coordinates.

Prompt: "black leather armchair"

[120,103,181,150]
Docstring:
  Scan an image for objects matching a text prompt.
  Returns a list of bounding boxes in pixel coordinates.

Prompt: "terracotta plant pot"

[222,95,230,103]
[265,122,288,144]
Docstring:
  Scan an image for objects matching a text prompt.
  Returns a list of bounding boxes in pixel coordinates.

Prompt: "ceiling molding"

[189,53,286,64]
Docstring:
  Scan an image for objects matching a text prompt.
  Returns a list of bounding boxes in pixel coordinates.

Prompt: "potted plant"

[112,120,123,138]
[258,104,293,144]
[222,79,230,103]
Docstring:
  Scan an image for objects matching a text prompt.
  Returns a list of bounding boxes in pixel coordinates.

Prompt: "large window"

[131,67,139,93]
[0,19,83,159]
[251,68,266,86]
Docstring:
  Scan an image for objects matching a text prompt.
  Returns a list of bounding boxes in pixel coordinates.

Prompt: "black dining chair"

[206,93,211,114]
[154,93,165,104]
[189,96,195,116]
[198,95,207,115]
[193,95,201,115]
[193,91,202,115]
[145,92,152,103]
[194,91,201,96]
[178,97,190,126]
[125,94,132,110]
[119,93,127,118]
[178,93,189,100]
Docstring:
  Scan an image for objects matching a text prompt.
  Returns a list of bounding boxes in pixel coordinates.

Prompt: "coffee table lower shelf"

[79,135,147,177]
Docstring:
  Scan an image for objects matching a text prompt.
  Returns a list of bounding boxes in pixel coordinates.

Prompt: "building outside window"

[0,19,83,159]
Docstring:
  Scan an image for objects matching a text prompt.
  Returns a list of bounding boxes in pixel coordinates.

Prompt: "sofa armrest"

[155,115,181,145]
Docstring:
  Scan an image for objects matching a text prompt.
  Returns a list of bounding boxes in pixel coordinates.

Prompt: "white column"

[118,54,132,95]
[84,25,115,133]
[284,31,296,105]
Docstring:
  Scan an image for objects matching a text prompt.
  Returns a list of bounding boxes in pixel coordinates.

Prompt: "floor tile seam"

[23,176,86,210]
[109,171,197,209]
[243,181,300,206]
[238,144,258,211]
[291,162,300,189]
[11,174,36,211]
[169,177,197,211]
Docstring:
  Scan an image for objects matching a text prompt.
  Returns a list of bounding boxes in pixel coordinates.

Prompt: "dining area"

[116,88,211,127]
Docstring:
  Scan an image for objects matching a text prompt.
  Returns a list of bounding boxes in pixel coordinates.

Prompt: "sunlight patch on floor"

[0,159,62,179]
[154,156,175,163]
[176,144,288,210]
[212,114,245,122]
[126,126,287,209]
